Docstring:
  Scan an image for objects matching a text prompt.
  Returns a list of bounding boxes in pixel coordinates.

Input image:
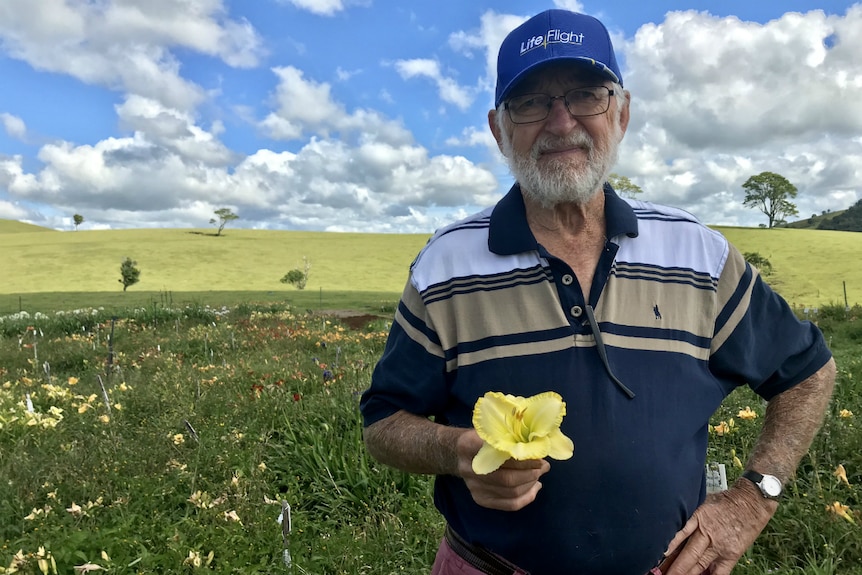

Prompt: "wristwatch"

[742,470,783,499]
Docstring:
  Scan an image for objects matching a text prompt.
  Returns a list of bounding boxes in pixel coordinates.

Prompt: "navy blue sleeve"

[710,265,832,400]
[359,292,450,427]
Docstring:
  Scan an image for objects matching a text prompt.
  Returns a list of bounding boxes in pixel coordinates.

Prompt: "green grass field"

[1,303,860,574]
[2,218,860,313]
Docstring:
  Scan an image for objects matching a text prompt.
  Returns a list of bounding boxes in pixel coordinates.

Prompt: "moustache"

[531,131,594,159]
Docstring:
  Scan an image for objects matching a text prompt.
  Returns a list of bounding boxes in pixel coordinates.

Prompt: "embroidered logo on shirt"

[653,304,662,320]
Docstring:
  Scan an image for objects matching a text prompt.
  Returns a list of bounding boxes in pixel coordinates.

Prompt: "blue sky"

[1,0,860,233]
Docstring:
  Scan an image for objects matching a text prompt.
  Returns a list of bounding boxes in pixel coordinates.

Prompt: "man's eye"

[568,90,596,102]
[512,96,545,111]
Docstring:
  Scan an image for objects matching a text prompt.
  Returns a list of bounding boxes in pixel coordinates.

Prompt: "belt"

[444,525,529,575]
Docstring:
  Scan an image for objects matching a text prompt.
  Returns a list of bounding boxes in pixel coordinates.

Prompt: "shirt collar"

[488,182,640,256]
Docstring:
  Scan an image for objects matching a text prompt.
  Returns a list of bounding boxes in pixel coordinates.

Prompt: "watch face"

[761,475,782,497]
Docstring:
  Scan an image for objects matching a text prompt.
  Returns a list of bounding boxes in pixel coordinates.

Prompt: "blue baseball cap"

[494,10,623,108]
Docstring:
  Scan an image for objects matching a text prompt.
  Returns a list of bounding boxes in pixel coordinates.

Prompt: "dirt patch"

[320,310,385,330]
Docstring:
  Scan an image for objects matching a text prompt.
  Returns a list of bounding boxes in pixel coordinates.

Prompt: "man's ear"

[618,90,631,135]
[488,109,506,155]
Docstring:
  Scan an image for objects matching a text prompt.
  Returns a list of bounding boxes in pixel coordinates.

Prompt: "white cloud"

[1,113,27,139]
[0,199,29,220]
[260,66,415,145]
[610,7,862,225]
[0,0,265,110]
[281,0,345,17]
[393,59,475,111]
[552,0,586,12]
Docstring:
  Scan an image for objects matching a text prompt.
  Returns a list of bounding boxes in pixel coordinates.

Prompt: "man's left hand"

[661,480,777,575]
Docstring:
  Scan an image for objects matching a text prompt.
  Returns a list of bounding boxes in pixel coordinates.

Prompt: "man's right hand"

[455,429,550,511]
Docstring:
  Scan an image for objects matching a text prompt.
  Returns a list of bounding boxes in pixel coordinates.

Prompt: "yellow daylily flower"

[712,421,731,435]
[737,406,757,420]
[827,501,855,524]
[471,391,574,475]
[834,464,851,486]
[840,409,854,418]
[730,448,743,469]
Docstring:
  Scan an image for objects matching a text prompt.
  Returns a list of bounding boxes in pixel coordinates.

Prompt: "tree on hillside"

[210,208,239,236]
[280,256,311,290]
[119,257,141,292]
[73,214,84,231]
[607,173,643,199]
[818,198,862,232]
[742,171,799,229]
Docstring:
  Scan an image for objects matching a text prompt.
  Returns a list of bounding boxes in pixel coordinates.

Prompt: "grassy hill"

[780,209,846,230]
[0,218,56,234]
[0,223,859,312]
[0,227,430,313]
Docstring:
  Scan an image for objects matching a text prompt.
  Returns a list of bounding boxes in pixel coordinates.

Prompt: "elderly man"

[360,9,835,575]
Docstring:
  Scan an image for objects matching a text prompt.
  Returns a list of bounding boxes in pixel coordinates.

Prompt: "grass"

[2,221,862,311]
[718,227,862,308]
[0,226,429,295]
[1,303,860,574]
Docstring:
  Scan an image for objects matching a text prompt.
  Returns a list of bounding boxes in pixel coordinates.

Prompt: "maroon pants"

[430,536,710,575]
[430,537,528,575]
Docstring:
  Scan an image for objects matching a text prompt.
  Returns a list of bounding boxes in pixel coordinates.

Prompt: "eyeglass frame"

[503,86,616,125]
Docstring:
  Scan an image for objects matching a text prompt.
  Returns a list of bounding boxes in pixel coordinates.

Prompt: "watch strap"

[742,469,764,485]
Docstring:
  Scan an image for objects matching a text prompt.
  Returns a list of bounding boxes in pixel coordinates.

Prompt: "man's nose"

[544,97,580,132]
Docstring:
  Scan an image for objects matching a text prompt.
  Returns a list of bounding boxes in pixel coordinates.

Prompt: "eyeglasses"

[504,86,615,124]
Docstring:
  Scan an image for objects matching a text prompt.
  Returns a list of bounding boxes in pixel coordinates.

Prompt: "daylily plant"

[471,391,574,475]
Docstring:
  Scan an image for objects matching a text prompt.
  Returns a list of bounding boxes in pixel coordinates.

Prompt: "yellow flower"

[172,433,185,445]
[737,406,757,420]
[471,391,574,475]
[68,377,79,386]
[73,563,104,573]
[712,421,731,435]
[184,551,202,568]
[98,415,110,424]
[730,448,743,469]
[834,464,851,486]
[827,501,855,524]
[223,510,243,524]
[840,409,854,418]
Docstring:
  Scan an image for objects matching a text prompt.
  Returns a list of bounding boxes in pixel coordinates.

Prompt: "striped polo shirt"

[360,184,831,575]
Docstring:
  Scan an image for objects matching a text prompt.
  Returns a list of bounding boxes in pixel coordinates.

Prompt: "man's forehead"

[513,63,609,93]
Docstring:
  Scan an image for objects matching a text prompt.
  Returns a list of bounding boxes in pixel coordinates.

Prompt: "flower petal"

[472,442,510,475]
[473,392,519,448]
[545,428,574,461]
[521,392,566,439]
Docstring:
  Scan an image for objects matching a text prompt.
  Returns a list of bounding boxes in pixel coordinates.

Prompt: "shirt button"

[562,274,574,286]
[570,305,583,318]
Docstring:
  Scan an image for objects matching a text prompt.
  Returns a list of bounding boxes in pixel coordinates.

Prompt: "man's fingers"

[471,480,544,511]
[665,532,714,575]
[664,515,699,557]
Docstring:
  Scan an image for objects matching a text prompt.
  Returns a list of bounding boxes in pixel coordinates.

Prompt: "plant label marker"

[278,500,293,570]
[705,463,728,493]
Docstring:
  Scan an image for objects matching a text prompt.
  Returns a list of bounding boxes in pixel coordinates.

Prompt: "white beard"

[501,122,622,208]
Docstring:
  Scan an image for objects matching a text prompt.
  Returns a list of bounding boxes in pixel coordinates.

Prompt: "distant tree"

[73,214,84,231]
[743,251,773,276]
[742,171,799,229]
[280,256,311,290]
[607,173,643,199]
[210,208,239,236]
[119,257,141,292]
[280,270,307,290]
